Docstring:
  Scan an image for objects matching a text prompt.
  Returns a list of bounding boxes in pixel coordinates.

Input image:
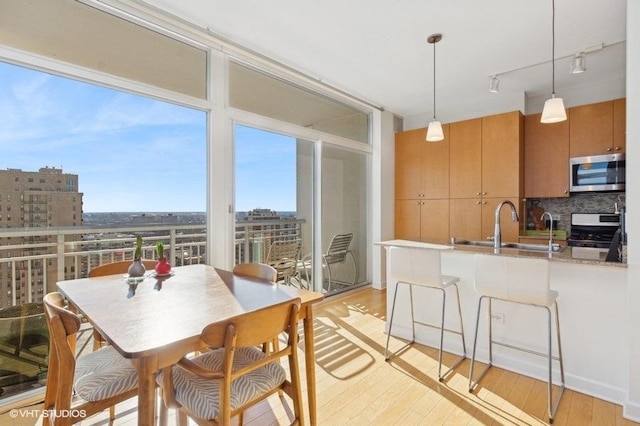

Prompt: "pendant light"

[426,33,444,142]
[541,0,567,123]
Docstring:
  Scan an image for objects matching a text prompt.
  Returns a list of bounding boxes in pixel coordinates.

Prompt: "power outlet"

[491,312,505,324]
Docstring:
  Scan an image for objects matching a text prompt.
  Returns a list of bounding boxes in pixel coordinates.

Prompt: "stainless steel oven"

[567,213,620,260]
[570,153,625,193]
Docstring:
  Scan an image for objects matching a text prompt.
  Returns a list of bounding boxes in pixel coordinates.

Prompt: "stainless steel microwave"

[570,153,625,193]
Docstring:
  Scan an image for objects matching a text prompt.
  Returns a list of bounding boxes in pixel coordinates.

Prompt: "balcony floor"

[1,287,637,425]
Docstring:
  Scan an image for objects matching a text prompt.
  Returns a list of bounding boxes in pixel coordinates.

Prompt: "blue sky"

[0,61,296,213]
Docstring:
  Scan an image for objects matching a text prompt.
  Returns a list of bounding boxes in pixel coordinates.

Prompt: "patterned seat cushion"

[157,346,287,420]
[74,345,138,401]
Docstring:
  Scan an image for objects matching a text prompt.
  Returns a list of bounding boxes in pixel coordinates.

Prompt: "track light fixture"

[541,0,567,123]
[489,75,500,93]
[570,52,586,73]
[426,33,444,142]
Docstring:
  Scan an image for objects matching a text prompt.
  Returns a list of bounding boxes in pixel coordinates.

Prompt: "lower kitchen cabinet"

[395,199,450,244]
[450,197,521,243]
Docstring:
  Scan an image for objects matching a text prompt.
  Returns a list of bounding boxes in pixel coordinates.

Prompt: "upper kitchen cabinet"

[481,111,524,198]
[569,99,625,157]
[613,98,626,153]
[524,112,570,198]
[449,118,482,198]
[395,126,450,200]
[450,112,523,200]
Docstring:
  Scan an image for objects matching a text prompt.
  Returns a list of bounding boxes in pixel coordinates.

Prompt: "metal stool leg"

[469,296,493,392]
[436,284,467,381]
[385,281,416,360]
[548,302,565,423]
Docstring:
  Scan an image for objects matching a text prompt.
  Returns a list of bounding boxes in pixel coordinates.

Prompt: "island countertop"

[375,239,627,268]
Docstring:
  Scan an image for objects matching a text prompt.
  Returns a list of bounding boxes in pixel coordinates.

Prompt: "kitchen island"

[376,239,628,406]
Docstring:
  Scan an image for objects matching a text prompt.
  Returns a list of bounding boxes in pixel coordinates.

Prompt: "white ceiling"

[141,0,626,120]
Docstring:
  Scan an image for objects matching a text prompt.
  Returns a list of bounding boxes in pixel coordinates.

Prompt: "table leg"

[303,306,317,425]
[135,356,157,425]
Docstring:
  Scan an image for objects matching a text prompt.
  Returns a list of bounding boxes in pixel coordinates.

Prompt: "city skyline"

[0,61,297,213]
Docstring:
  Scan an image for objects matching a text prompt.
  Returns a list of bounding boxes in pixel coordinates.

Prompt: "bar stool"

[469,254,565,423]
[384,246,466,381]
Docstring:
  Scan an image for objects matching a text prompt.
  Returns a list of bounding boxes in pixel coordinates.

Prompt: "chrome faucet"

[494,200,519,249]
[541,212,554,251]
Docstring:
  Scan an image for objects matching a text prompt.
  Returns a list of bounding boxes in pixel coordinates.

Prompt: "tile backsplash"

[525,192,625,233]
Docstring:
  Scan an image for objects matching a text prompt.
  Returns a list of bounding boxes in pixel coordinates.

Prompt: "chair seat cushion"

[157,346,286,420]
[74,345,138,401]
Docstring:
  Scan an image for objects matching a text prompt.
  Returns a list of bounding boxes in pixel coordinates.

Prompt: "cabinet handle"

[564,190,568,194]
[482,201,487,205]
[615,146,621,151]
[482,192,487,196]
[476,201,481,205]
[476,192,481,196]
[606,148,612,152]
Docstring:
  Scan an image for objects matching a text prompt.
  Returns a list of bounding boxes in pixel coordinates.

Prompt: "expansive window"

[0,60,206,403]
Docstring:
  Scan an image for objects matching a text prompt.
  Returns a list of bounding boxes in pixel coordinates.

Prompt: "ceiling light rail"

[487,40,622,93]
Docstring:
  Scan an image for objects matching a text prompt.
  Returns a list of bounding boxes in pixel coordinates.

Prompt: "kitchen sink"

[452,238,564,253]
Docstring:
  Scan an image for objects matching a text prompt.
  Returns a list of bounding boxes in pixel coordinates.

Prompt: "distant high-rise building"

[0,167,83,307]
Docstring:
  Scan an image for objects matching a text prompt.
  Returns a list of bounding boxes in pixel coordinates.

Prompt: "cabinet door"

[449,118,482,199]
[482,111,523,198]
[395,199,421,241]
[524,112,570,198]
[395,129,423,200]
[481,197,522,243]
[449,198,482,241]
[569,101,614,157]
[420,199,450,244]
[422,124,450,199]
[613,98,626,153]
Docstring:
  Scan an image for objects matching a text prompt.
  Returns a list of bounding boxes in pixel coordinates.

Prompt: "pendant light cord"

[433,40,437,120]
[551,0,556,96]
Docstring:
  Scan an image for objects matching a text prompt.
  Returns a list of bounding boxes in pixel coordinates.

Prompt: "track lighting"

[489,75,499,93]
[570,53,586,73]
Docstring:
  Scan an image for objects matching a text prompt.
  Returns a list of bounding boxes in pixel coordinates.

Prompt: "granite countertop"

[376,239,627,268]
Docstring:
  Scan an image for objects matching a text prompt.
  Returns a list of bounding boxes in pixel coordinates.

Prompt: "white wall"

[625,0,640,420]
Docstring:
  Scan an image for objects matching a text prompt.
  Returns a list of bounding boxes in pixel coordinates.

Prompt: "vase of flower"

[128,235,146,277]
[155,242,171,276]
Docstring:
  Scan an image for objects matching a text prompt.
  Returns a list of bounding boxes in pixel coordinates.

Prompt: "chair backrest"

[200,298,301,349]
[474,254,552,305]
[324,233,353,264]
[88,260,157,277]
[388,246,444,288]
[43,292,82,413]
[266,240,301,263]
[233,263,277,283]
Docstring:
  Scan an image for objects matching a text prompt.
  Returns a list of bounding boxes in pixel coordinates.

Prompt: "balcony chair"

[87,260,156,350]
[157,298,304,426]
[42,292,139,425]
[298,232,357,291]
[384,246,466,381]
[469,254,565,424]
[265,239,301,286]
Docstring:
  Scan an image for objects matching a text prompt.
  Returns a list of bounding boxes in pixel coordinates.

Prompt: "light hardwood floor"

[2,286,637,425]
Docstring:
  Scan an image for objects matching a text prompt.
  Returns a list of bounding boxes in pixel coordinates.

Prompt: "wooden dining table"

[56,263,324,425]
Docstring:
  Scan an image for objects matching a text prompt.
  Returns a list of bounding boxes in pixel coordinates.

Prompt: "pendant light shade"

[541,96,567,123]
[426,33,444,142]
[427,120,444,141]
[541,0,567,124]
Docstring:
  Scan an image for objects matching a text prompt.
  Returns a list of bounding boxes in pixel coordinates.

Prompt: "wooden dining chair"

[87,259,156,350]
[42,292,139,425]
[232,263,280,356]
[158,298,304,426]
